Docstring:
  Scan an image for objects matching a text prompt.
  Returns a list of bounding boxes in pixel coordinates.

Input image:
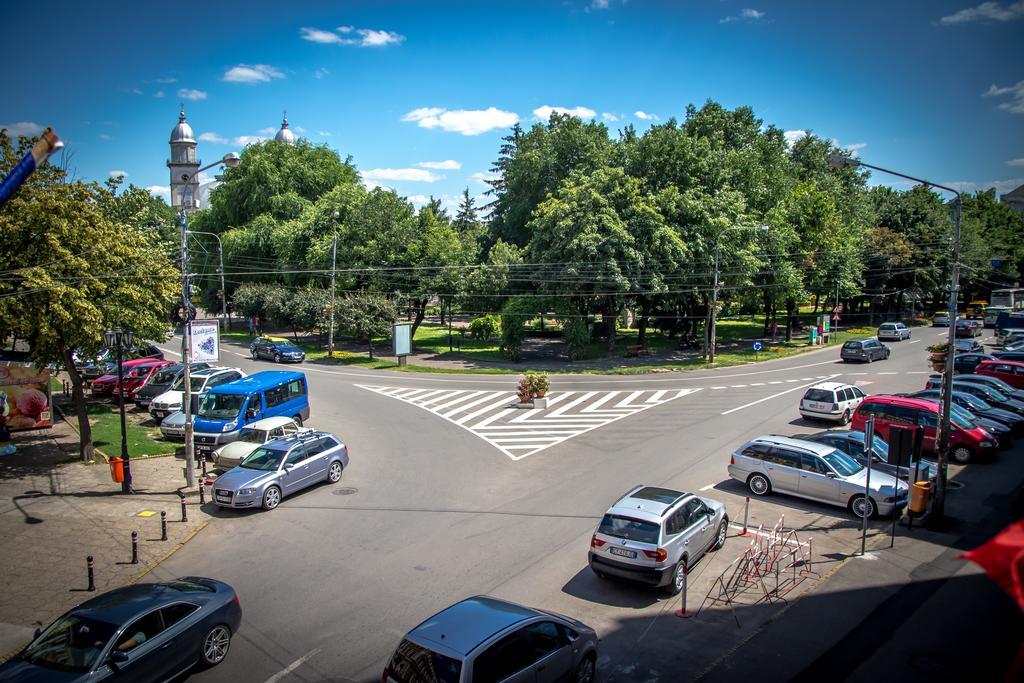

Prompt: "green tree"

[336,292,398,359]
[0,132,179,461]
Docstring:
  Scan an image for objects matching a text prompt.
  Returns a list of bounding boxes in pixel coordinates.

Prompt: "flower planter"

[532,397,548,409]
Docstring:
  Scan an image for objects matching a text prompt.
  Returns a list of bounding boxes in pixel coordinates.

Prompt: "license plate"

[153,411,165,418]
[609,547,637,559]
[196,445,213,453]
[215,495,231,503]
[807,402,827,410]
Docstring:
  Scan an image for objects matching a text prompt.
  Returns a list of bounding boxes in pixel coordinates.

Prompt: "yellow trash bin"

[910,481,931,514]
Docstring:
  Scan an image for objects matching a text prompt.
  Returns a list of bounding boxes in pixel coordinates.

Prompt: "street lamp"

[177,152,239,487]
[328,210,339,357]
[828,153,962,523]
[708,224,770,363]
[103,327,135,493]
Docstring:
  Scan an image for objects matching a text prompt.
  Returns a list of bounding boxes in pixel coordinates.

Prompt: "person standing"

[770,320,779,342]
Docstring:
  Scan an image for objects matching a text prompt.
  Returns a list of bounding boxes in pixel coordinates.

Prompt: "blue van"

[193,371,310,458]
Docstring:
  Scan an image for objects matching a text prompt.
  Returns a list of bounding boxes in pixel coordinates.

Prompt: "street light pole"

[105,327,134,493]
[708,224,769,363]
[829,154,962,522]
[328,212,338,357]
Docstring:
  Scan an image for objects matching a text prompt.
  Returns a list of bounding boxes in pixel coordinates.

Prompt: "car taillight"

[642,548,668,561]
[832,403,839,410]
[234,594,240,608]
[730,454,735,466]
[591,535,606,548]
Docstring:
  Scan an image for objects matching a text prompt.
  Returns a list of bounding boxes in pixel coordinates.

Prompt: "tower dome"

[170,108,195,143]
[275,111,296,145]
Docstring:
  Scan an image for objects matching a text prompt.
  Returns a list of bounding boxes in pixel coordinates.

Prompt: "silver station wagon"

[212,432,348,510]
[728,435,908,518]
[588,486,728,595]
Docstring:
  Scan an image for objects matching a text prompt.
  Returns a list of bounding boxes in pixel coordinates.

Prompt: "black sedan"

[954,339,983,354]
[910,390,1024,436]
[954,353,996,374]
[792,431,936,483]
[250,337,306,363]
[923,378,1024,416]
[0,577,240,681]
[993,351,1024,363]
[940,373,1024,402]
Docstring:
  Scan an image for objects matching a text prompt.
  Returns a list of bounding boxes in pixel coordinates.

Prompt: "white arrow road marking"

[357,386,703,460]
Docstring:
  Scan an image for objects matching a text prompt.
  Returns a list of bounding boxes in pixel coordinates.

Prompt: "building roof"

[170,109,195,143]
[1001,183,1024,200]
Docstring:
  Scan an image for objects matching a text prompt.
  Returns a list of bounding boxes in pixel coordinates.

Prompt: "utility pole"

[328,214,338,357]
[179,211,196,488]
[218,241,227,333]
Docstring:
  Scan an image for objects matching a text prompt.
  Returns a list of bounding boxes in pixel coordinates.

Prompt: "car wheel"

[274,353,281,363]
[841,409,851,425]
[327,461,343,483]
[262,486,282,510]
[849,495,876,519]
[885,350,891,360]
[292,414,303,427]
[250,349,258,360]
[713,519,728,550]
[747,473,771,497]
[198,624,231,668]
[574,654,596,683]
[665,558,688,595]
[952,446,973,464]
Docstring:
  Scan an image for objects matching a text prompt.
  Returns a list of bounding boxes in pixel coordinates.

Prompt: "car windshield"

[150,368,179,385]
[976,376,1016,393]
[598,514,661,544]
[842,341,861,349]
[197,393,246,419]
[960,394,991,410]
[274,342,300,351]
[949,410,974,429]
[803,389,834,402]
[387,639,462,683]
[821,449,865,477]
[21,614,119,673]
[880,324,895,330]
[238,428,267,444]
[171,375,208,392]
[240,446,285,471]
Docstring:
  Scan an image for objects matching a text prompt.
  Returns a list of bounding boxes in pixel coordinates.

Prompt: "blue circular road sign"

[753,341,763,352]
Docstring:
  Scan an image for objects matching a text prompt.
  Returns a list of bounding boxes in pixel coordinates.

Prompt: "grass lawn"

[87,402,174,458]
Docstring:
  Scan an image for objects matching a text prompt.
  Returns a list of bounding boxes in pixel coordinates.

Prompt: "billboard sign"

[393,323,412,357]
[0,364,52,431]
[189,320,220,362]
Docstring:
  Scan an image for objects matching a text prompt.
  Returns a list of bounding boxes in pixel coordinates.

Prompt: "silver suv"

[212,431,348,510]
[728,435,908,518]
[588,486,728,595]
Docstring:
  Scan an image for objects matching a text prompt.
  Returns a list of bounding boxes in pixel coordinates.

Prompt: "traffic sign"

[992,259,1003,269]
[753,341,763,352]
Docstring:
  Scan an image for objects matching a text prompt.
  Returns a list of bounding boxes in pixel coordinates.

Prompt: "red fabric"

[961,520,1024,613]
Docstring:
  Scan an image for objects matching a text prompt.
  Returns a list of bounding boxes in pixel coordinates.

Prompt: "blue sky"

[4,0,1023,213]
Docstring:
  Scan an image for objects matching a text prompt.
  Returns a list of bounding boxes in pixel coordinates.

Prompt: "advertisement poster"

[0,364,52,431]
[189,320,220,362]
[393,323,412,357]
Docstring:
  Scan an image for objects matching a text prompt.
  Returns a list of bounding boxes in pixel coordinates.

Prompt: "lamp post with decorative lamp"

[177,152,240,487]
[104,327,134,493]
[828,153,961,523]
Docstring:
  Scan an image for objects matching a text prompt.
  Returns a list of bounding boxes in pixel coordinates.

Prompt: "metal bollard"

[199,481,206,505]
[674,563,693,618]
[86,555,95,591]
[179,491,188,523]
[160,510,168,541]
[200,452,208,477]
[131,531,139,564]
[740,496,750,536]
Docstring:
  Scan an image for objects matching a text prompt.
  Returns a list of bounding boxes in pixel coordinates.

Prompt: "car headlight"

[223,420,237,432]
[238,488,256,496]
[980,441,993,447]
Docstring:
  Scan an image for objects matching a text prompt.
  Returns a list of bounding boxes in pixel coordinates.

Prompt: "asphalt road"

[147,327,956,682]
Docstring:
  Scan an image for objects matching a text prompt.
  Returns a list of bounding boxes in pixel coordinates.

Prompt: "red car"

[975,360,1024,389]
[851,394,998,464]
[112,360,174,401]
[91,358,171,397]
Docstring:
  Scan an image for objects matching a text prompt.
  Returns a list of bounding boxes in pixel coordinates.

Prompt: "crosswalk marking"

[356,385,702,460]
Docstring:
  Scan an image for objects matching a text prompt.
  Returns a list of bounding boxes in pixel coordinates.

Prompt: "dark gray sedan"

[0,577,240,681]
[791,431,936,483]
[840,338,890,363]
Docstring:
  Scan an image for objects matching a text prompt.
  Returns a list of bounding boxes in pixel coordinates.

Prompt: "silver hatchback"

[728,435,908,518]
[588,486,729,595]
[212,432,348,510]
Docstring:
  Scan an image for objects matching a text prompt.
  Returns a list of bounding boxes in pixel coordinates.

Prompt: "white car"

[877,322,911,341]
[210,416,312,469]
[149,367,245,423]
[799,382,867,424]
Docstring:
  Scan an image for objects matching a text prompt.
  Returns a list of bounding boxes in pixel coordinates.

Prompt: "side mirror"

[109,650,129,665]
[283,463,294,471]
[826,472,837,479]
[33,627,41,639]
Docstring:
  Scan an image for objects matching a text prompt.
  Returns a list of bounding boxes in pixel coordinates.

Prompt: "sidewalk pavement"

[693,447,1024,683]
[0,422,210,658]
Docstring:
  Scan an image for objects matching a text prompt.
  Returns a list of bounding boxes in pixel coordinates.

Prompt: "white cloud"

[418,160,462,170]
[317,130,333,137]
[1,121,44,137]
[153,90,165,98]
[300,26,405,48]
[108,170,127,179]
[199,132,229,144]
[363,168,444,182]
[295,126,306,133]
[721,8,767,23]
[234,135,267,146]
[402,106,519,136]
[223,64,284,84]
[99,133,111,141]
[314,68,330,79]
[634,111,660,121]
[983,80,1024,113]
[147,185,171,200]
[152,77,177,84]
[128,88,143,95]
[590,0,610,9]
[177,88,207,101]
[940,1,1024,25]
[601,112,620,122]
[533,104,597,120]
[470,171,499,185]
[1008,158,1024,166]
[784,129,808,147]
[258,127,277,135]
